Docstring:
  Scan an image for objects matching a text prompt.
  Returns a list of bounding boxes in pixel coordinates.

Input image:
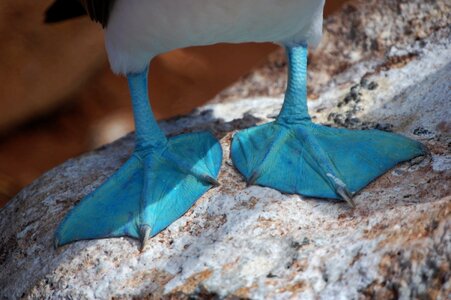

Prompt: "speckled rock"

[1,1,450,299]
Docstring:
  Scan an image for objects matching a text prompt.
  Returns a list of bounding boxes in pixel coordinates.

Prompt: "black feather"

[45,0,115,28]
[80,0,115,27]
[45,0,87,24]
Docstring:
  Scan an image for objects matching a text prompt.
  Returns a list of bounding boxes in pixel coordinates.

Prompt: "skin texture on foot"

[55,68,222,248]
[231,45,426,205]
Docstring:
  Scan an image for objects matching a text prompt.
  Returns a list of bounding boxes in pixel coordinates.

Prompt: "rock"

[1,0,450,299]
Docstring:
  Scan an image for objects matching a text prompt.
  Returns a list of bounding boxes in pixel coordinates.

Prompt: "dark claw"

[247,171,260,187]
[409,154,428,166]
[54,238,60,249]
[204,175,220,187]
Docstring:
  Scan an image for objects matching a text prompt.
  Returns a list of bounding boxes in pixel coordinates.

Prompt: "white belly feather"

[105,0,325,74]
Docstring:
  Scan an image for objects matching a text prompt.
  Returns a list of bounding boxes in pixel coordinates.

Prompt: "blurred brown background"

[0,0,346,207]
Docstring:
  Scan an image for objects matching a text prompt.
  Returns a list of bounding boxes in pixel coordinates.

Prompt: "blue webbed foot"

[231,121,425,205]
[55,67,222,249]
[231,44,426,206]
[55,131,222,248]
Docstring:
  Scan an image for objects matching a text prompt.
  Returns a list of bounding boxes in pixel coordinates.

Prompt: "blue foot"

[55,131,222,248]
[231,44,426,206]
[231,121,425,204]
[55,67,222,249]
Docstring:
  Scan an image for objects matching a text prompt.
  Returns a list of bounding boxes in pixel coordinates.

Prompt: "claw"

[325,173,356,208]
[203,175,220,187]
[139,224,152,252]
[247,171,260,187]
[336,186,356,208]
[409,155,427,166]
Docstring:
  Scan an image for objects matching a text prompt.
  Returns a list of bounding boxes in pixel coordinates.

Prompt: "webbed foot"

[55,66,222,249]
[231,121,425,205]
[231,44,426,206]
[55,131,222,248]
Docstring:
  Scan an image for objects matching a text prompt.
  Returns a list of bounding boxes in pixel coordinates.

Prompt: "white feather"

[105,0,325,74]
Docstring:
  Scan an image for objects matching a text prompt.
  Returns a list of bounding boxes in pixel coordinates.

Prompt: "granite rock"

[1,0,450,299]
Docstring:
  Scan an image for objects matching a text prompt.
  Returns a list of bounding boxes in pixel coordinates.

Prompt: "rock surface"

[1,0,450,299]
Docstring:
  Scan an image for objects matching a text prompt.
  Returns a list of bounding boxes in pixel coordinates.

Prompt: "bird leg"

[55,67,222,249]
[231,44,426,206]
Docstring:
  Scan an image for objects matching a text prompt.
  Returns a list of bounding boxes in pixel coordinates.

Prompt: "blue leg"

[55,67,222,249]
[231,44,426,206]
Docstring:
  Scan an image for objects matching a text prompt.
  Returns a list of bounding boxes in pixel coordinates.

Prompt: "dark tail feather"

[44,0,87,24]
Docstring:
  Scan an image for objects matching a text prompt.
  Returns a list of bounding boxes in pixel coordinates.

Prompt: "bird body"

[105,0,325,74]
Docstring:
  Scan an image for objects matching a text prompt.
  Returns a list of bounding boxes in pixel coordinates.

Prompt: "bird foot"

[231,121,426,205]
[55,131,222,249]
